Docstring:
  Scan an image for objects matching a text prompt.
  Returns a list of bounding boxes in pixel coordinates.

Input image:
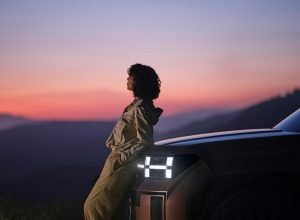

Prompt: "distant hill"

[159,89,300,140]
[0,120,115,182]
[155,107,235,133]
[0,113,35,131]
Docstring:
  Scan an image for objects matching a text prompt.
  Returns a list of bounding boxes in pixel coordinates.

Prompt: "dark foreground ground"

[0,197,84,220]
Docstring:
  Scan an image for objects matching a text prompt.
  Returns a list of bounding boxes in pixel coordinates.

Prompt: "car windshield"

[274,108,300,133]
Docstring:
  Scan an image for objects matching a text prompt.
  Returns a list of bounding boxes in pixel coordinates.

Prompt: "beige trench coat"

[84,98,163,220]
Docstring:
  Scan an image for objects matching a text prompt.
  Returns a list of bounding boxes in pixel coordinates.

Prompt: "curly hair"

[127,63,161,101]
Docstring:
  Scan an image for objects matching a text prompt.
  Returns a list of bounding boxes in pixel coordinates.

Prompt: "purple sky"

[0,0,300,120]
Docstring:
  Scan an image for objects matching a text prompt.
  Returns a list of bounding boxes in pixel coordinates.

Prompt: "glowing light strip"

[141,156,174,178]
[149,165,167,169]
[166,157,173,166]
[166,169,172,178]
[145,168,150,177]
[145,156,151,165]
[137,164,145,168]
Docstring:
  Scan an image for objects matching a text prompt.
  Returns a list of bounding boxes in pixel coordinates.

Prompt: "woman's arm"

[113,106,154,170]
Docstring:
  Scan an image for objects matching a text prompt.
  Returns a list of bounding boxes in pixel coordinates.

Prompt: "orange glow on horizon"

[1,85,297,120]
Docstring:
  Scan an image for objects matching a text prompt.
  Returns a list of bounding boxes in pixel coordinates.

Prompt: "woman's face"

[127,75,135,91]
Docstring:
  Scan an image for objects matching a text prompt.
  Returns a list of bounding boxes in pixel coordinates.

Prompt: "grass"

[0,197,84,220]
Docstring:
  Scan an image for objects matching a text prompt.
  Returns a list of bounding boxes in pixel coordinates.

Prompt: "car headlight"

[137,154,198,179]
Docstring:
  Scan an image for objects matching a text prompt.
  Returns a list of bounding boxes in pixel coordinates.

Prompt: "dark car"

[130,108,300,220]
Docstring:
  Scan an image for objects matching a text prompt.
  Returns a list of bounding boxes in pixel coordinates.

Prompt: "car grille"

[151,195,165,220]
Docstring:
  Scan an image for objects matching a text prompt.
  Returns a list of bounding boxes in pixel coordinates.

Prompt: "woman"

[84,63,163,220]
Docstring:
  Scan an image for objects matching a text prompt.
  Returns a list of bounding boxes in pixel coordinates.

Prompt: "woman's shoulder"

[122,98,140,112]
[125,98,156,114]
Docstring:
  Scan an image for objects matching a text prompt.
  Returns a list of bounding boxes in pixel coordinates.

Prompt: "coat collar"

[132,97,143,107]
[123,98,143,113]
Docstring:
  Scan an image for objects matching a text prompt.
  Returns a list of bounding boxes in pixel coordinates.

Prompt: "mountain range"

[0,113,36,131]
[0,89,299,200]
[159,89,300,140]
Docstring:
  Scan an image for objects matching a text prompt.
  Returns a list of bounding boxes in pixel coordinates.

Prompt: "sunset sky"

[1,0,300,120]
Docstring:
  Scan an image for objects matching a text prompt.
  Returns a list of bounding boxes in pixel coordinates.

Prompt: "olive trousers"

[84,152,137,220]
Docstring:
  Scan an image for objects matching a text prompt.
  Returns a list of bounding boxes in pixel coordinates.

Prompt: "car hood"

[154,128,297,146]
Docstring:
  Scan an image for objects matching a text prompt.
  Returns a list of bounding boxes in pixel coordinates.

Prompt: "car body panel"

[131,108,300,220]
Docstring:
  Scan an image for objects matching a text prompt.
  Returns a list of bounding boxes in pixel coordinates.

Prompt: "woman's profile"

[84,63,163,220]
